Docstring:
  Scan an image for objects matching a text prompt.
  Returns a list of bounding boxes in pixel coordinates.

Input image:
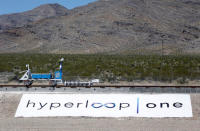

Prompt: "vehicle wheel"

[49,81,57,87]
[24,80,33,87]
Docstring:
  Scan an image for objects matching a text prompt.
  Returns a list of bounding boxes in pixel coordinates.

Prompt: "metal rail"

[0,84,200,88]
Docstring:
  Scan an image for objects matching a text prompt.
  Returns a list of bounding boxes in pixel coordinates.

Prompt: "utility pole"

[161,35,165,56]
[162,39,163,57]
[161,35,165,81]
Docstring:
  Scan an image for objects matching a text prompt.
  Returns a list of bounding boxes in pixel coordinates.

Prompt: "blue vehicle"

[20,58,64,86]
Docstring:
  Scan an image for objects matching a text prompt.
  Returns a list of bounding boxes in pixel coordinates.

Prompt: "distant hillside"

[0,0,200,54]
[0,4,68,31]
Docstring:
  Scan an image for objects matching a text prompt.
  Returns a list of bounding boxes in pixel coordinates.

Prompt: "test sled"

[20,58,99,87]
[20,58,64,86]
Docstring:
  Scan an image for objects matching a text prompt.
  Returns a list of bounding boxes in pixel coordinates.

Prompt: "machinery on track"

[20,58,64,86]
[20,58,99,87]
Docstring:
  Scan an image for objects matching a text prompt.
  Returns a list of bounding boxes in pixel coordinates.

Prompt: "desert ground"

[0,92,200,131]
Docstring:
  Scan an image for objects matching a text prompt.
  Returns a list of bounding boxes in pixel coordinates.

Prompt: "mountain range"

[0,0,200,54]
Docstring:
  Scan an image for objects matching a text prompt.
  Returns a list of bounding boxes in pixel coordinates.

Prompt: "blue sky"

[0,0,97,15]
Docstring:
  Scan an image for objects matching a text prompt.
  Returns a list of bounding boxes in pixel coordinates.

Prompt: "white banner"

[15,94,193,118]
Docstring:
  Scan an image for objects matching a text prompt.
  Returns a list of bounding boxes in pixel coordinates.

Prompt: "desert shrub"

[0,54,200,82]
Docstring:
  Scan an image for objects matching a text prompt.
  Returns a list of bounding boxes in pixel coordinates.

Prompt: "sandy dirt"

[0,93,200,131]
[4,79,200,86]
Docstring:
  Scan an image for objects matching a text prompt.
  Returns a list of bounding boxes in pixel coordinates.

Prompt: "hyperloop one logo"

[15,94,193,117]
